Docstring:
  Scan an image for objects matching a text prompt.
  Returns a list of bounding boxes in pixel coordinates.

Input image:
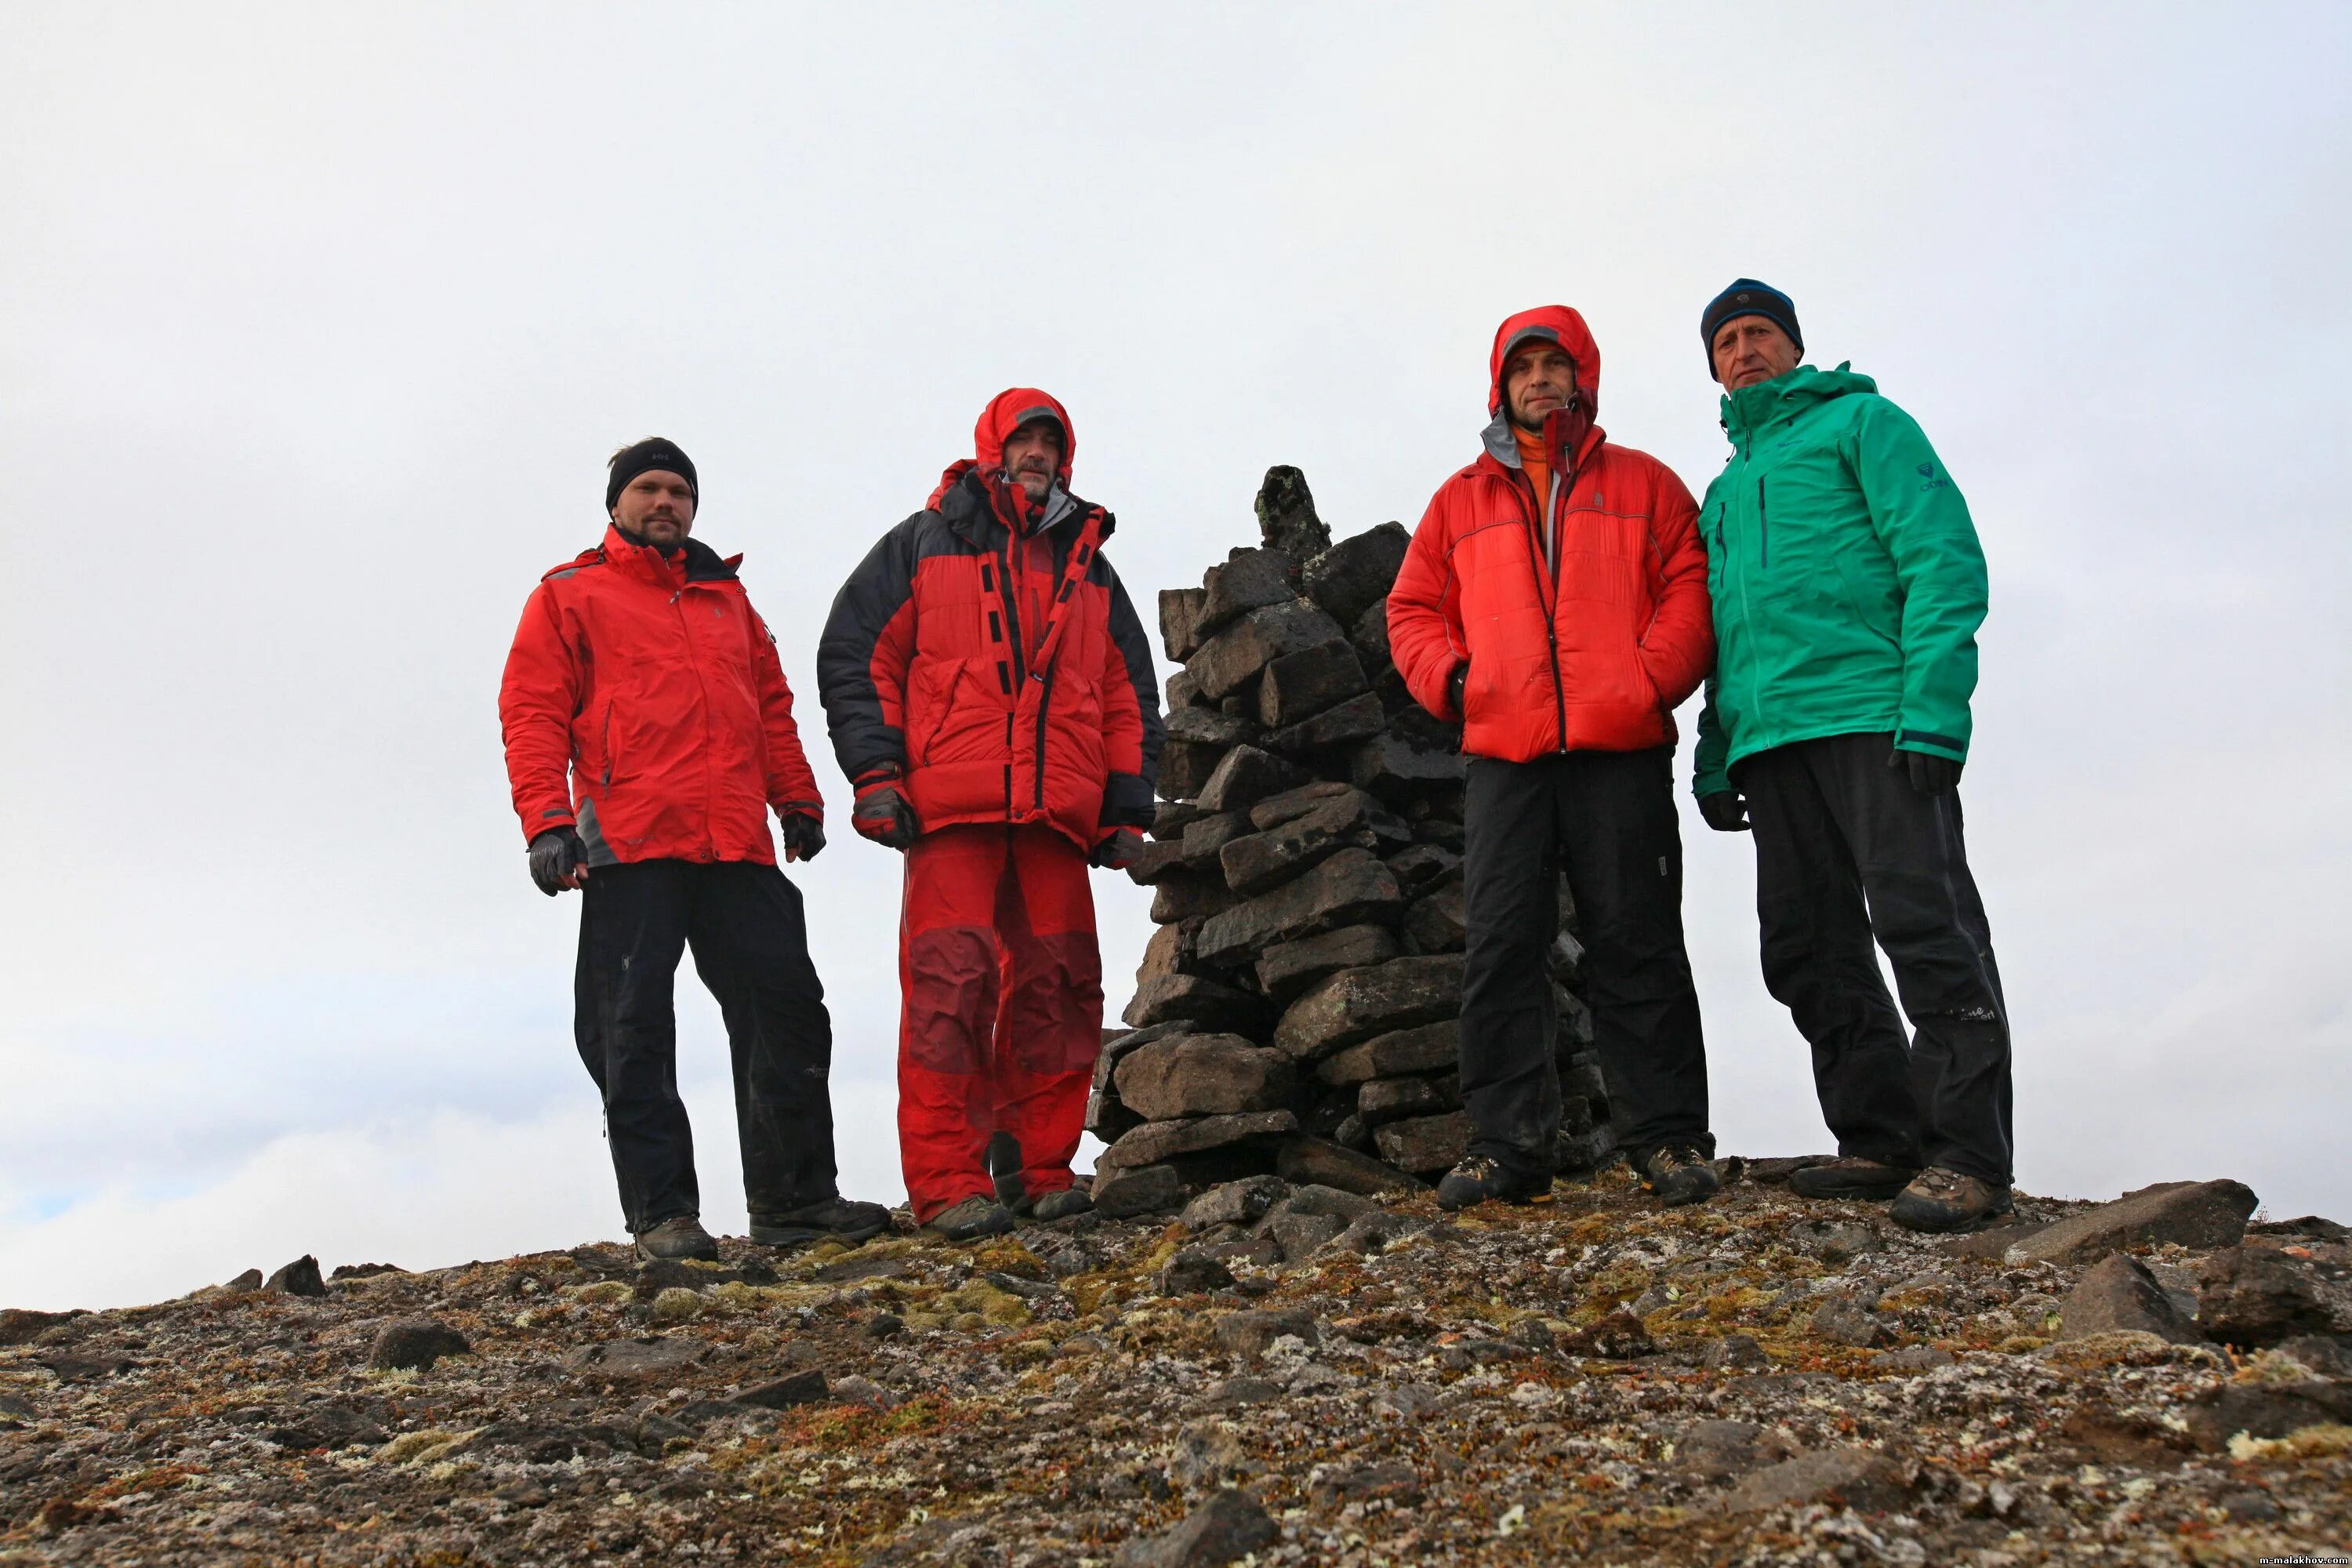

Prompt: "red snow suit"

[1387,306,1715,761]
[818,390,1163,1220]
[500,526,824,865]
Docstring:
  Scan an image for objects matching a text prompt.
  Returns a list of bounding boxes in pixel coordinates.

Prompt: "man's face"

[1711,316,1802,391]
[612,470,696,548]
[1001,418,1064,503]
[1503,343,1579,431]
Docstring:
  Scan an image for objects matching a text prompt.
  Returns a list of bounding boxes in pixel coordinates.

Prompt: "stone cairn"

[1085,467,1617,1217]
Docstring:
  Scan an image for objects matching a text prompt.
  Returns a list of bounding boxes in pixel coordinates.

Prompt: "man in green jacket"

[1690,280,2013,1233]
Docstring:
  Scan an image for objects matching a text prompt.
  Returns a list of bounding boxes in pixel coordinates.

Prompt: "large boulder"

[1218,792,1386,895]
[1195,547,1298,638]
[2059,1254,2205,1345]
[1318,1019,1461,1085]
[1195,744,1315,813]
[1257,642,1367,728]
[1272,954,1465,1060]
[1094,1111,1300,1178]
[1114,1033,1295,1120]
[2195,1245,2352,1347]
[1158,587,1207,663]
[1255,924,1399,1002]
[1188,602,1347,702]
[1194,849,1404,967]
[1301,521,1410,626]
[1121,974,1273,1034]
[1264,692,1388,756]
[1374,1111,1471,1174]
[2012,1180,2259,1266]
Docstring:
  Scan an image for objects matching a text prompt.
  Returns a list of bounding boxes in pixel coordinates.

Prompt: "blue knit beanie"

[1701,280,1802,376]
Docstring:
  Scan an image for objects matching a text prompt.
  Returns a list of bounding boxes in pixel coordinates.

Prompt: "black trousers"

[573,859,839,1233]
[1737,732,2013,1185]
[1460,747,1711,1176]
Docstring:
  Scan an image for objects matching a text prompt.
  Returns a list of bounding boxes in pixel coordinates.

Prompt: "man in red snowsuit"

[500,437,889,1261]
[819,391,1163,1240]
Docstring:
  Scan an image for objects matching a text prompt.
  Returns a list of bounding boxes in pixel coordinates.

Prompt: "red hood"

[1488,306,1601,417]
[927,386,1076,511]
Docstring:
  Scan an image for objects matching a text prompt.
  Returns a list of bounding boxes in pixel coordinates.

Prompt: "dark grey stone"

[1301,521,1410,626]
[1188,602,1347,702]
[1319,1020,1461,1085]
[2014,1179,2259,1265]
[1263,692,1388,756]
[1401,875,1467,953]
[1254,466,1330,561]
[1256,924,1400,1003]
[1276,1134,1421,1195]
[1351,601,1391,669]
[264,1255,327,1298]
[1156,1250,1238,1297]
[1359,1073,1461,1126]
[1272,954,1465,1060]
[1195,744,1316,813]
[2197,1245,2352,1347]
[1195,547,1298,639]
[1268,1210,1347,1263]
[1181,1176,1290,1232]
[1219,793,1383,895]
[1180,811,1254,873]
[1091,1163,1186,1218]
[1159,586,1207,662]
[1096,1113,1300,1178]
[1372,1111,1471,1174]
[370,1319,474,1373]
[1115,1033,1295,1120]
[1384,842,1461,893]
[1121,974,1272,1035]
[1348,733,1466,802]
[1723,1448,1913,1514]
[1194,849,1403,967]
[1246,779,1357,829]
[2061,1253,2206,1345]
[1256,642,1367,728]
[1149,873,1241,925]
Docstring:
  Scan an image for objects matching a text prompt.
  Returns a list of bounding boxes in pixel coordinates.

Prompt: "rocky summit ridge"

[2,1167,2350,1565]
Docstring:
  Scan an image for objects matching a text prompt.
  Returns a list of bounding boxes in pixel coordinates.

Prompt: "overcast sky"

[3,3,2346,1311]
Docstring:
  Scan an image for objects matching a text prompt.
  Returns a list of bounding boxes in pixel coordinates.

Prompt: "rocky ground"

[2,1164,2347,1567]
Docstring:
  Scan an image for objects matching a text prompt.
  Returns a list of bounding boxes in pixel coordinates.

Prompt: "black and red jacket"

[818,388,1163,851]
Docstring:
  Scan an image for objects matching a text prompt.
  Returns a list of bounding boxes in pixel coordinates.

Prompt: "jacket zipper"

[1757,475,1769,568]
[1509,466,1573,754]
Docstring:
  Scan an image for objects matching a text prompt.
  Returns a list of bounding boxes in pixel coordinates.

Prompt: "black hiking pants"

[1736,732,2013,1185]
[1460,747,1711,1178]
[573,859,839,1234]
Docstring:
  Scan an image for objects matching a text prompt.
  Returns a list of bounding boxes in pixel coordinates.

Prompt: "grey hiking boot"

[1639,1145,1721,1207]
[633,1215,719,1263]
[1031,1188,1093,1222]
[1436,1155,1554,1212]
[750,1196,891,1248]
[1789,1156,1921,1201]
[923,1195,1018,1243]
[1889,1167,2013,1233]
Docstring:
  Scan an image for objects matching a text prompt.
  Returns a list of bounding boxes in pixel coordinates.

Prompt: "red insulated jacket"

[499,526,825,866]
[1387,306,1715,761]
[817,388,1163,851]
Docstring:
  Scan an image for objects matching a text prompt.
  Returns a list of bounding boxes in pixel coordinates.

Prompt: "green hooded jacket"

[1692,363,1987,798]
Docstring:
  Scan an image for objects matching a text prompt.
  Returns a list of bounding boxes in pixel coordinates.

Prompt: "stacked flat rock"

[1087,467,1611,1207]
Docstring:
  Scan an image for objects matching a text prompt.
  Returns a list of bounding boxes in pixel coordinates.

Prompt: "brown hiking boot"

[1889,1167,2013,1233]
[1639,1145,1721,1207]
[1436,1156,1554,1212]
[1788,1156,1920,1201]
[633,1215,720,1263]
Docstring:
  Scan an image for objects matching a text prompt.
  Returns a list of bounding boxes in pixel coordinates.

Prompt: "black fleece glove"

[1889,743,1963,796]
[852,781,920,851]
[1090,828,1145,869]
[778,811,826,862]
[1697,792,1751,833]
[528,827,586,895]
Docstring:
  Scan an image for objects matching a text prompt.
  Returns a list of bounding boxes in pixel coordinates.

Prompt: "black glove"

[1089,827,1145,869]
[1697,791,1750,833]
[1889,742,1963,796]
[528,827,586,895]
[1446,662,1469,720]
[779,811,826,862]
[852,781,920,851]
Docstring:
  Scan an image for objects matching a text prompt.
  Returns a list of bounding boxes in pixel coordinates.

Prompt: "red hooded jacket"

[1387,307,1714,761]
[499,526,824,865]
[817,389,1163,850]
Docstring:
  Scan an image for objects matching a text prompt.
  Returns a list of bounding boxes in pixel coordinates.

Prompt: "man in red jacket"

[1388,309,1720,1210]
[819,390,1163,1242]
[500,437,888,1261]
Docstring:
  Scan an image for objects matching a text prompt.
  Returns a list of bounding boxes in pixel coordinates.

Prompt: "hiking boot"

[1031,1188,1093,1222]
[633,1215,719,1263]
[923,1195,1018,1243]
[1436,1155,1555,1212]
[1639,1145,1721,1207]
[749,1196,892,1249]
[1788,1156,1921,1201]
[1888,1167,2013,1233]
[985,1132,1027,1209]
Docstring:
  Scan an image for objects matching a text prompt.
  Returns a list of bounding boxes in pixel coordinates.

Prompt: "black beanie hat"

[1700,280,1802,377]
[605,437,699,514]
